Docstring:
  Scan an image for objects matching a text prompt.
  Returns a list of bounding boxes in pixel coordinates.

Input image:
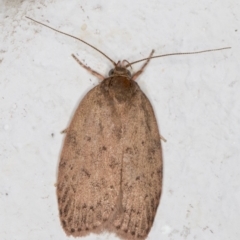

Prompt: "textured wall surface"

[0,0,238,239]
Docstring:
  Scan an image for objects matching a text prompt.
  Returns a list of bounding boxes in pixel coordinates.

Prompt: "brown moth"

[59,54,162,240]
[26,17,230,240]
[58,50,162,240]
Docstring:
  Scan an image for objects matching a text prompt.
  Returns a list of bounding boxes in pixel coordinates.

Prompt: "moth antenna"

[122,59,132,69]
[26,16,117,66]
[126,47,231,67]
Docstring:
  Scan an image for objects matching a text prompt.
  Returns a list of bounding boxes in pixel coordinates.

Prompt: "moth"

[26,16,230,240]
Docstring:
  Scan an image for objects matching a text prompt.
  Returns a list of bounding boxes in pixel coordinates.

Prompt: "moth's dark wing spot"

[100,178,107,188]
[96,211,102,222]
[61,186,69,203]
[77,228,82,232]
[68,216,73,223]
[148,148,155,155]
[62,220,66,227]
[67,130,78,146]
[71,228,75,233]
[75,148,81,156]
[104,193,109,200]
[133,145,139,155]
[109,157,119,169]
[151,198,155,209]
[82,216,86,224]
[157,168,162,178]
[82,168,91,178]
[65,186,70,194]
[147,147,156,162]
[63,200,70,216]
[111,125,122,140]
[141,141,145,145]
[90,180,101,191]
[125,147,133,154]
[72,174,77,181]
[136,176,140,181]
[99,145,107,153]
[60,159,67,168]
[98,122,104,133]
[84,135,91,141]
[58,182,64,192]
[71,185,76,193]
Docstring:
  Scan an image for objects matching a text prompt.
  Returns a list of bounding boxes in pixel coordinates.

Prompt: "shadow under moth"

[26,16,230,240]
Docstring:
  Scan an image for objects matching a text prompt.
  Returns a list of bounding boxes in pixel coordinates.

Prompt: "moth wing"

[57,85,122,236]
[111,89,163,240]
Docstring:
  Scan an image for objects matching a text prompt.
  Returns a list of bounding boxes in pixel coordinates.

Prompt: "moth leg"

[132,50,154,81]
[72,54,105,81]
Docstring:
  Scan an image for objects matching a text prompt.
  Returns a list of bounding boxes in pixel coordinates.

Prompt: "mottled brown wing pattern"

[57,85,123,237]
[57,77,162,240]
[110,89,163,240]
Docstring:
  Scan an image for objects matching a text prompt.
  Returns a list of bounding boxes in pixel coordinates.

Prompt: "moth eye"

[109,69,114,76]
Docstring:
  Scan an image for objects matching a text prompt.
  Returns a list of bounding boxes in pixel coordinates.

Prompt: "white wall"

[0,0,238,239]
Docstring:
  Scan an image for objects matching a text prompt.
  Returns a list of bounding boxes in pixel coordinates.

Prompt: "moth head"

[108,60,131,78]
